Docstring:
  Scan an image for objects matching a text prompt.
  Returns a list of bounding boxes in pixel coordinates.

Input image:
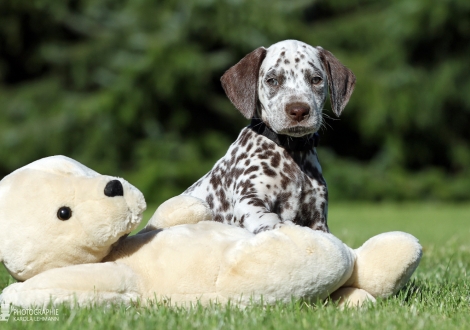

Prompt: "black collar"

[248,118,319,152]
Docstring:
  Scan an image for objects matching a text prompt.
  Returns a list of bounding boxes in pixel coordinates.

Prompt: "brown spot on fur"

[279,172,290,190]
[254,225,270,234]
[225,176,233,188]
[231,147,239,157]
[216,189,230,211]
[206,194,214,209]
[271,152,281,168]
[248,198,265,207]
[210,173,222,189]
[272,192,292,214]
[244,165,259,175]
[282,161,297,176]
[238,130,252,147]
[258,150,272,160]
[239,180,255,195]
[236,152,248,161]
[261,162,277,177]
[239,215,245,227]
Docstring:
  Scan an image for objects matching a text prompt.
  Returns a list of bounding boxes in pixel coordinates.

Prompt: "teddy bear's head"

[0,156,146,281]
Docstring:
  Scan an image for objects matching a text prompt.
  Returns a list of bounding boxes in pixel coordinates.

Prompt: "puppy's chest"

[258,145,328,228]
[185,128,328,227]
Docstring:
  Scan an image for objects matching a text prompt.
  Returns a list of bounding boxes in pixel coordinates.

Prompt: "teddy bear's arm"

[143,195,212,231]
[1,262,141,308]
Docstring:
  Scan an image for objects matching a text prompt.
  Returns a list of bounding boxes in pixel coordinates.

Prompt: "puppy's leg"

[233,196,294,234]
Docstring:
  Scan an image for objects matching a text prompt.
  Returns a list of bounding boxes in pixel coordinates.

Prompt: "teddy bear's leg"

[329,287,376,309]
[143,196,213,231]
[0,262,141,308]
[343,231,422,299]
[216,226,355,305]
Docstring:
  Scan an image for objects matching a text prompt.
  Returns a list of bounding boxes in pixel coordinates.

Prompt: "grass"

[1,202,469,329]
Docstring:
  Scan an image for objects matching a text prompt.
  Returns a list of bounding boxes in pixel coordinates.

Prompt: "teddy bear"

[0,156,422,308]
[0,156,146,281]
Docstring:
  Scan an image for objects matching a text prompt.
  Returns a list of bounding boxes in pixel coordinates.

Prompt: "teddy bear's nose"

[104,180,124,197]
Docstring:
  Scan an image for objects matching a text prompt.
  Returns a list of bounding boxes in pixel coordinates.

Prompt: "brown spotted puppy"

[184,40,355,234]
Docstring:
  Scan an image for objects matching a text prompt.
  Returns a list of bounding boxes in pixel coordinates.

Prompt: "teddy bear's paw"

[0,283,27,307]
[329,287,376,309]
[0,264,142,309]
[144,196,213,230]
[1,285,140,309]
[350,231,422,298]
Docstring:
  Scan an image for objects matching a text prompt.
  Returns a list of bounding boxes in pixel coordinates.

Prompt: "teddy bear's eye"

[57,207,72,221]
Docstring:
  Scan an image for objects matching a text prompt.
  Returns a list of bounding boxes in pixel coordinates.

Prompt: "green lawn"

[1,203,469,329]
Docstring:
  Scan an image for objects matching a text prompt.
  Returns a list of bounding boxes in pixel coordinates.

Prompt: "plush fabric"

[0,156,145,281]
[0,156,422,308]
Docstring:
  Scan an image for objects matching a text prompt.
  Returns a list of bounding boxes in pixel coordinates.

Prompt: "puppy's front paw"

[273,220,295,230]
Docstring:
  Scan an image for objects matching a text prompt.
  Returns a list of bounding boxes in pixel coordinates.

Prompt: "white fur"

[258,40,327,136]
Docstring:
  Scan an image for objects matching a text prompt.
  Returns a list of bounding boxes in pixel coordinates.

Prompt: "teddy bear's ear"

[21,156,100,178]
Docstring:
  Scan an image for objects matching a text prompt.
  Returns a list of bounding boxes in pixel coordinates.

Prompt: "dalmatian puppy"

[184,40,355,234]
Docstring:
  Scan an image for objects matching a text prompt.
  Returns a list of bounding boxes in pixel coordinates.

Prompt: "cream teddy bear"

[0,156,422,308]
[0,156,146,281]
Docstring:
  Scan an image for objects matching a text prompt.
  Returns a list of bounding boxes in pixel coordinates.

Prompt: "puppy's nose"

[286,103,310,122]
[104,180,124,197]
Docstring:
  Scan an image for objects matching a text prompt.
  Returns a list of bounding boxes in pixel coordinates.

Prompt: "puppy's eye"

[57,207,72,221]
[311,77,322,84]
[266,78,279,86]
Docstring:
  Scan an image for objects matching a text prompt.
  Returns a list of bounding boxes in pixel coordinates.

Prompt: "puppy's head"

[221,40,356,137]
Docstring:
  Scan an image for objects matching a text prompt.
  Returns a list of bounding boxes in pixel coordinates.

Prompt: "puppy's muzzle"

[286,103,310,122]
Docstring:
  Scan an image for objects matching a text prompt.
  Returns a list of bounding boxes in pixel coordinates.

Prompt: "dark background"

[1,0,469,204]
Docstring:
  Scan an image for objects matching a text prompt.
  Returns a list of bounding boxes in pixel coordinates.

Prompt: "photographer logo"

[0,302,10,322]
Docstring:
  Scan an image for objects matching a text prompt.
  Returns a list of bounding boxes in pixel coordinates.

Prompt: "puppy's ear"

[318,47,356,117]
[221,47,267,119]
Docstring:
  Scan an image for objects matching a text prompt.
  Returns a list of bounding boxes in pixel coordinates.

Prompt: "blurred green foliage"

[0,0,469,203]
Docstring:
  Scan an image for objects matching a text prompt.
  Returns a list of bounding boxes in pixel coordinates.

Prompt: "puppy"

[184,40,355,234]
